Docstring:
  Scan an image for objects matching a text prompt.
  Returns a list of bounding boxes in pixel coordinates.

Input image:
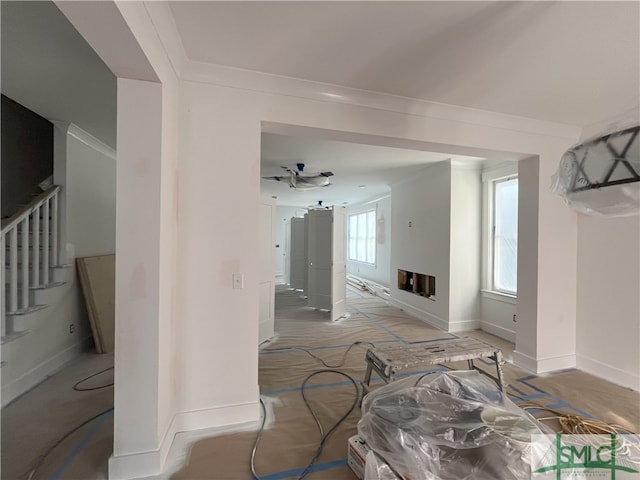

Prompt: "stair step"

[4,281,66,290]
[32,281,66,290]
[5,262,66,269]
[1,331,30,344]
[6,304,48,316]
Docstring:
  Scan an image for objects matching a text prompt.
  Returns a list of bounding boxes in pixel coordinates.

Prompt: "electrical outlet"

[512,314,517,323]
[69,323,75,334]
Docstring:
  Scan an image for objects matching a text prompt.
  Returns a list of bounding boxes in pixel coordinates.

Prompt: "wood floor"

[2,285,638,479]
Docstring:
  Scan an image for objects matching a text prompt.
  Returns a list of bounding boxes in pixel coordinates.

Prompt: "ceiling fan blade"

[320,171,334,177]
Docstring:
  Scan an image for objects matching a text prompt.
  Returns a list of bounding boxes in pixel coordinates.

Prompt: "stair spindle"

[32,206,40,288]
[9,228,18,313]
[21,218,29,310]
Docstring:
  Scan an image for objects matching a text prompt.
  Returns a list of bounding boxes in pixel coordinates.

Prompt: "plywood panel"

[76,254,115,353]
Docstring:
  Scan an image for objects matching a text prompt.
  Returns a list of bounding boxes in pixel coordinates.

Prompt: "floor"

[2,285,638,480]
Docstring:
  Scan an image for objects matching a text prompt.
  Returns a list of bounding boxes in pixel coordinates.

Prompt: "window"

[492,177,518,295]
[348,210,376,264]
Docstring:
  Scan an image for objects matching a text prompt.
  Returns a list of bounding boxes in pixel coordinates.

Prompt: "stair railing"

[1,186,61,338]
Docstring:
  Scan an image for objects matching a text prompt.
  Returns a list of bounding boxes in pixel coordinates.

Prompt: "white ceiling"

[170,1,639,127]
[3,1,638,207]
[261,133,487,207]
[1,1,117,148]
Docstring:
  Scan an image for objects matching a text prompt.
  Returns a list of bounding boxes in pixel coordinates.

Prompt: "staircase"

[2,186,66,342]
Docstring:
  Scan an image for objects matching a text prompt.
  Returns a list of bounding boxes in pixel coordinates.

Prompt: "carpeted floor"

[172,285,640,480]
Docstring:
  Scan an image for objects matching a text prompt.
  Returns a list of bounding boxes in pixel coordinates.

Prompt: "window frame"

[347,208,377,266]
[482,164,519,298]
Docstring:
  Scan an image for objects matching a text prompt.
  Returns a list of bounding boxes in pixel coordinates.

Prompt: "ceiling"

[170,1,639,127]
[3,1,638,207]
[261,133,487,207]
[1,1,117,148]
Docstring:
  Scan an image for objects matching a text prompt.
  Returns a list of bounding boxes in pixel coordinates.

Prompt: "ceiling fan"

[263,163,334,191]
[307,200,331,210]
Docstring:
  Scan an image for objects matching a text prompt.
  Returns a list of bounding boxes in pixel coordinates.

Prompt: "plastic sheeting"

[358,370,552,480]
[551,124,640,217]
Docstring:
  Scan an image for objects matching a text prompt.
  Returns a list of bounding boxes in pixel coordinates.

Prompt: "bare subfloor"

[2,286,638,480]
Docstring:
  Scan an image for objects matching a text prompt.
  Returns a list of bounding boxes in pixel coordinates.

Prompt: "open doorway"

[259,125,520,344]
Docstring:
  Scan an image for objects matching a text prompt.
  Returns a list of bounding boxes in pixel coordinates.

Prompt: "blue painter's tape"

[253,458,348,480]
[49,408,113,480]
[263,379,358,396]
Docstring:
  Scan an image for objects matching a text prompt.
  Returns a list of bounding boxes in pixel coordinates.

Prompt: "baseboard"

[1,336,92,407]
[512,350,538,373]
[536,353,576,373]
[449,318,481,333]
[577,354,640,392]
[109,399,260,480]
[512,350,576,374]
[480,320,516,343]
[388,297,448,331]
[159,400,260,470]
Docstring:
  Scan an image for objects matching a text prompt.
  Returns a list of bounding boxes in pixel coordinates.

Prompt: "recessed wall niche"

[397,269,435,297]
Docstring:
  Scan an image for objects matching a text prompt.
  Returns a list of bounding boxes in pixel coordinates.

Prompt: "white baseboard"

[388,297,448,331]
[537,353,576,372]
[512,350,576,374]
[512,350,538,373]
[480,320,516,343]
[109,400,260,480]
[1,336,92,407]
[449,318,481,333]
[577,354,640,392]
[160,400,260,468]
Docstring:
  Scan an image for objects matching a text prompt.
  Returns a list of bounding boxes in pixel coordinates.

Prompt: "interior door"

[331,206,347,321]
[290,216,306,290]
[259,196,276,344]
[284,219,291,286]
[307,209,332,310]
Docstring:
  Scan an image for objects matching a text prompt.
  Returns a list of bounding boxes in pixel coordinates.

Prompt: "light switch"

[233,273,244,289]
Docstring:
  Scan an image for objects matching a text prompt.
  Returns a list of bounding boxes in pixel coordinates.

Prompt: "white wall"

[346,194,391,287]
[66,126,117,257]
[481,293,517,343]
[390,162,451,328]
[388,162,482,333]
[576,214,640,390]
[449,164,482,331]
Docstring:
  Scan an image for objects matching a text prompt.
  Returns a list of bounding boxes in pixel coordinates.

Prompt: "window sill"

[481,289,517,305]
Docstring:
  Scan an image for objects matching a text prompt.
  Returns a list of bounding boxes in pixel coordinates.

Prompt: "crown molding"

[181,61,581,142]
[142,1,188,78]
[68,124,117,160]
[145,3,582,142]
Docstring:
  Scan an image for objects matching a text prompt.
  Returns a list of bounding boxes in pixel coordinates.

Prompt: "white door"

[307,209,333,310]
[290,217,306,290]
[331,206,347,321]
[259,196,276,343]
[284,219,291,286]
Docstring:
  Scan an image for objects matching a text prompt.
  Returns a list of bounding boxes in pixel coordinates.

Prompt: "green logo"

[532,434,640,479]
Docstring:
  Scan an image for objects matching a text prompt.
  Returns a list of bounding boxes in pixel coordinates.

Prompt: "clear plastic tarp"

[358,370,552,480]
[551,124,640,217]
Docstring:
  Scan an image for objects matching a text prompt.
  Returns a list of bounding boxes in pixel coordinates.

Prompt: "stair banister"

[1,186,62,339]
